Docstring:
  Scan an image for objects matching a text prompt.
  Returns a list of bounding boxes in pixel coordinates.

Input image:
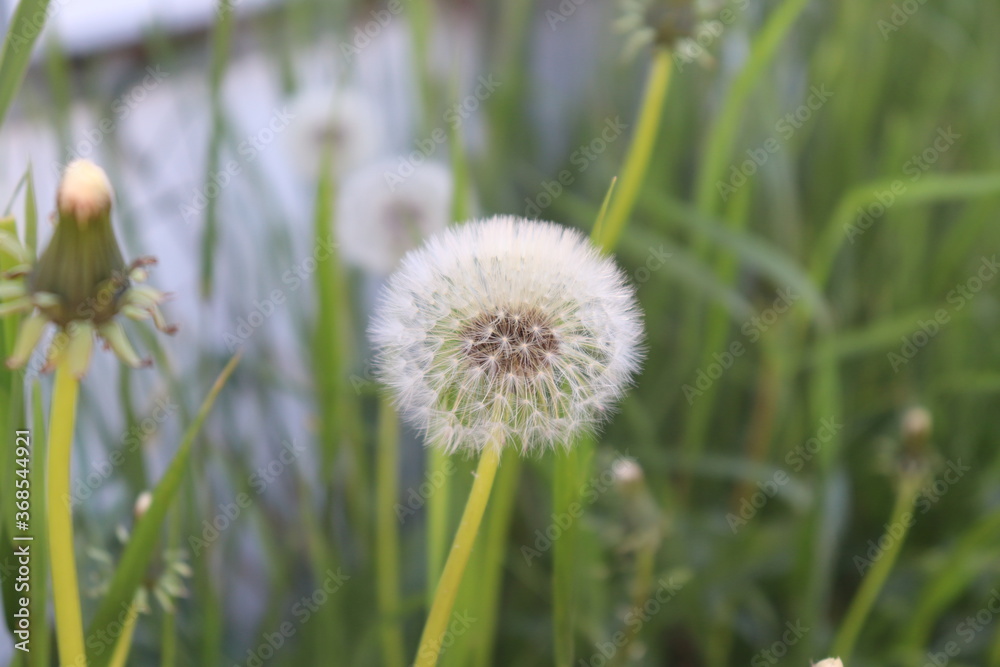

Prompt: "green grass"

[1,0,1000,665]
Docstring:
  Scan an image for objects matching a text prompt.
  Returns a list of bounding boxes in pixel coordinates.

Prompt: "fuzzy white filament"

[336,160,453,275]
[370,215,644,453]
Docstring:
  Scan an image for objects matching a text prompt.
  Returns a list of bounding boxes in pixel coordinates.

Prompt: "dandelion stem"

[48,358,87,666]
[593,48,672,251]
[415,445,502,667]
[376,396,405,667]
[831,471,923,661]
[553,445,582,667]
[108,600,139,667]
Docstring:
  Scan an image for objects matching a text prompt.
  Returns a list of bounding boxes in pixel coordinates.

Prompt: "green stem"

[49,359,86,666]
[377,397,405,667]
[107,601,139,667]
[593,48,673,251]
[553,447,580,667]
[415,446,502,667]
[831,472,923,661]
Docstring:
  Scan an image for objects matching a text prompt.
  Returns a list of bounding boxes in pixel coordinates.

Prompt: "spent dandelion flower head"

[370,215,644,454]
[286,86,384,179]
[0,159,175,377]
[812,659,843,667]
[336,159,453,275]
[618,0,723,62]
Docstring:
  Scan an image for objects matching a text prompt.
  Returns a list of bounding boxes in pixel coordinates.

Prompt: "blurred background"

[1,0,999,665]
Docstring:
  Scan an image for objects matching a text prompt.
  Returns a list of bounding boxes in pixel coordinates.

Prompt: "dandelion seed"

[337,160,453,275]
[370,215,644,453]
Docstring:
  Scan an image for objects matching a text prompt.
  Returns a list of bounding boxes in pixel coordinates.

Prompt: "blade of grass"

[198,0,236,298]
[0,0,53,128]
[87,354,241,667]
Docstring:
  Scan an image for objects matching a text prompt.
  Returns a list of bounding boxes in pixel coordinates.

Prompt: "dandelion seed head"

[57,159,114,227]
[336,160,453,275]
[287,88,383,179]
[370,215,644,453]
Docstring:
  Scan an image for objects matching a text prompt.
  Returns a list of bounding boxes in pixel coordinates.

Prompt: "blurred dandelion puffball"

[336,160,453,275]
[286,87,383,178]
[812,659,843,667]
[370,216,644,454]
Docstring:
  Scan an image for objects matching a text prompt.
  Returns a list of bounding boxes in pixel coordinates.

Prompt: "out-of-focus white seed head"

[286,87,383,179]
[812,659,843,667]
[370,216,644,454]
[336,160,453,275]
[57,159,114,227]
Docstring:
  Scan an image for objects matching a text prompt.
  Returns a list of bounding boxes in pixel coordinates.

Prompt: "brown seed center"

[461,307,558,378]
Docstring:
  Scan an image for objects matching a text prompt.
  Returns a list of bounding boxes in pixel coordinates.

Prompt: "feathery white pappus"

[285,87,383,179]
[336,160,453,275]
[369,215,644,454]
[812,659,843,667]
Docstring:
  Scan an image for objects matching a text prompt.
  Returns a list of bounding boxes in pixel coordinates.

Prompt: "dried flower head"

[0,160,175,377]
[618,0,722,62]
[336,160,453,275]
[286,87,383,179]
[370,216,644,454]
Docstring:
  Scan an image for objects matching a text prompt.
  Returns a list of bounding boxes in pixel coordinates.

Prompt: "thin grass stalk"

[831,471,924,661]
[376,396,405,667]
[593,49,672,252]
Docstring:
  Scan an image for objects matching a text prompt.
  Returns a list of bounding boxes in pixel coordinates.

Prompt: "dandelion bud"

[370,216,644,453]
[1,160,175,375]
[134,491,154,521]
[901,406,932,446]
[56,159,114,227]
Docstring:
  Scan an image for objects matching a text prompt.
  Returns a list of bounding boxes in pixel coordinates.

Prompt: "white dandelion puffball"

[370,215,644,454]
[336,160,453,275]
[286,87,383,178]
[812,659,843,667]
